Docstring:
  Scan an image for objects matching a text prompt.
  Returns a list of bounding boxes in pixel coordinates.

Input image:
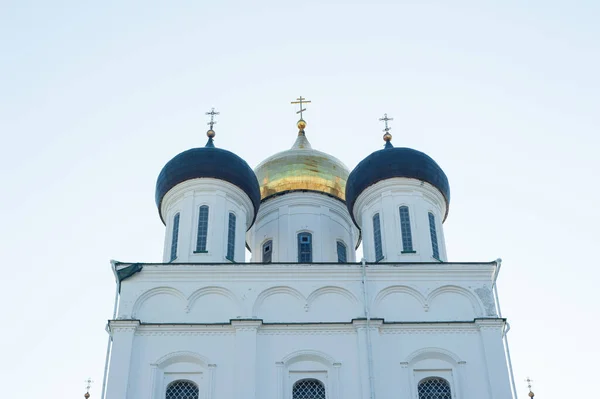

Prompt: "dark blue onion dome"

[345,134,450,226]
[155,131,261,228]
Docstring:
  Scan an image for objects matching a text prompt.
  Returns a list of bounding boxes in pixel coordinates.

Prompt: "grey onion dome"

[345,143,450,226]
[155,143,261,228]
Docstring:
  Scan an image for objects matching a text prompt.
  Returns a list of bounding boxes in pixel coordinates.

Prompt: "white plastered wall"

[247,192,360,263]
[160,178,254,263]
[353,178,449,263]
[106,262,512,399]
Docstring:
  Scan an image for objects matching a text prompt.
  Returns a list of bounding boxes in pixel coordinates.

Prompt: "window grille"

[337,241,347,263]
[166,380,199,399]
[418,377,452,399]
[263,240,273,263]
[373,213,384,261]
[293,378,326,399]
[298,232,313,263]
[428,212,440,260]
[170,213,180,262]
[226,212,236,261]
[196,205,209,252]
[399,206,413,252]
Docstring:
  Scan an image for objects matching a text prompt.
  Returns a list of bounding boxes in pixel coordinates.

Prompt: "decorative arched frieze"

[372,285,427,310]
[426,285,484,316]
[306,286,360,310]
[186,286,242,314]
[132,286,186,318]
[252,286,307,316]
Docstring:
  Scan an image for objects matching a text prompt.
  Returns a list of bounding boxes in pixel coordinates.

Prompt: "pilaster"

[232,319,262,399]
[475,318,512,399]
[105,320,139,399]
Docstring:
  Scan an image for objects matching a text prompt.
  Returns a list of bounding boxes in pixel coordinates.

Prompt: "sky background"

[1,1,598,398]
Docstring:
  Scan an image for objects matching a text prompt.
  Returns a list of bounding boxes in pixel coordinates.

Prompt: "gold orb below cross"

[297,120,306,130]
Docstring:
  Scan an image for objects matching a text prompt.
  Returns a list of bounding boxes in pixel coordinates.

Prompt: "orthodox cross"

[291,96,311,120]
[379,113,393,133]
[206,107,219,130]
[526,377,534,397]
[84,378,93,398]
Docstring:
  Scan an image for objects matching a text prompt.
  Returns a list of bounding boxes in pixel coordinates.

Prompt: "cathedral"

[100,98,516,399]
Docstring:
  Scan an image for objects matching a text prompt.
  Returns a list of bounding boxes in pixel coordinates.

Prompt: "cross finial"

[84,378,93,398]
[291,96,311,121]
[379,113,394,148]
[206,107,219,130]
[526,377,535,398]
[379,113,393,133]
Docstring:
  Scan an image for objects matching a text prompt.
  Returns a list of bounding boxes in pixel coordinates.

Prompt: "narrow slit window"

[169,213,180,262]
[399,206,414,252]
[418,377,451,399]
[373,213,384,262]
[298,232,312,263]
[337,241,347,263]
[293,378,326,399]
[226,212,236,261]
[428,212,440,260]
[262,240,273,263]
[196,205,209,252]
[166,380,199,399]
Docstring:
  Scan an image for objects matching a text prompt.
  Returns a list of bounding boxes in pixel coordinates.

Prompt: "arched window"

[428,212,440,260]
[418,377,451,399]
[226,212,236,261]
[195,205,209,253]
[298,232,312,263]
[373,213,384,262]
[170,213,180,262]
[262,240,273,263]
[399,206,414,252]
[293,378,326,399]
[166,380,199,399]
[337,241,347,263]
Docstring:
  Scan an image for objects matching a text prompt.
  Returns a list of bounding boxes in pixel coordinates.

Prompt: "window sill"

[401,250,417,254]
[193,250,208,254]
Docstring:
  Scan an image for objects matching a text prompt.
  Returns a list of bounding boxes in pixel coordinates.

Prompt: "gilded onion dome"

[254,120,349,202]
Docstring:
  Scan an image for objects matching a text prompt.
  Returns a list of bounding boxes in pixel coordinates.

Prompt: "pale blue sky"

[1,1,598,398]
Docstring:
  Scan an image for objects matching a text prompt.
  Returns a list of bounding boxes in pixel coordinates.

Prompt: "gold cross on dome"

[379,113,394,133]
[206,107,219,130]
[291,96,311,120]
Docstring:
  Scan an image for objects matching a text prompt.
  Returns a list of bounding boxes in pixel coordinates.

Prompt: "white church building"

[100,102,516,399]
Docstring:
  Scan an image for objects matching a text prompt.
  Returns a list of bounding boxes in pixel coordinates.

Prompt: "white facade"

[160,178,254,263]
[105,261,512,399]
[247,192,359,263]
[353,178,449,262]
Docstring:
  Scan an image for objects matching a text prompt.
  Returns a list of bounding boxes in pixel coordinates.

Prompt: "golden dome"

[255,131,349,202]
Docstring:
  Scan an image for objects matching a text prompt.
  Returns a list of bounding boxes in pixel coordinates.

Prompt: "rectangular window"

[399,206,414,252]
[196,205,209,252]
[337,241,347,263]
[298,233,312,263]
[169,213,180,262]
[226,212,236,261]
[428,212,440,260]
[373,213,384,262]
[263,240,273,263]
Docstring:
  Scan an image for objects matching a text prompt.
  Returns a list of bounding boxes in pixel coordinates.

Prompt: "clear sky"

[1,1,598,398]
